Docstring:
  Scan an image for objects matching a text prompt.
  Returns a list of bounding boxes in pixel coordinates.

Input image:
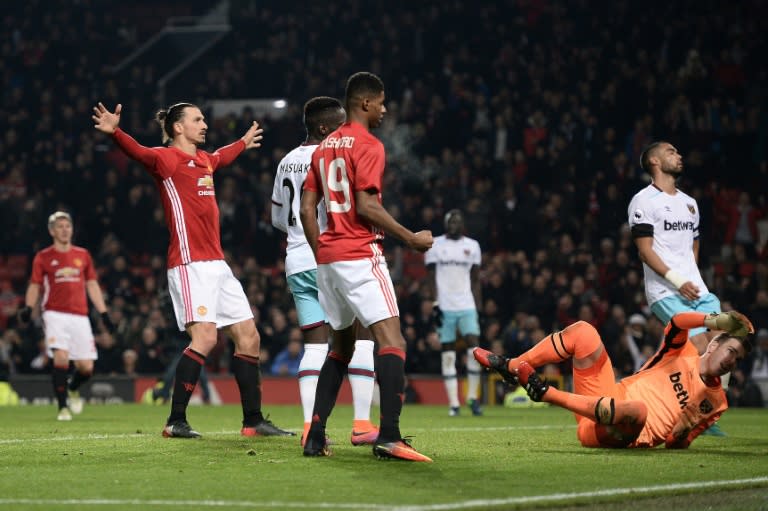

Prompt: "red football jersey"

[30,246,96,316]
[112,129,245,268]
[305,121,385,263]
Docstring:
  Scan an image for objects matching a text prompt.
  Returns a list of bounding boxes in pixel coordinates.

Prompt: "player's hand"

[678,281,700,301]
[101,312,116,335]
[666,402,702,448]
[92,102,122,133]
[408,230,433,253]
[431,302,443,328]
[704,311,754,337]
[17,306,32,323]
[241,121,263,150]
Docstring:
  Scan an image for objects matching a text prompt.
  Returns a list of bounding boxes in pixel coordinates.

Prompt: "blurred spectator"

[270,334,303,376]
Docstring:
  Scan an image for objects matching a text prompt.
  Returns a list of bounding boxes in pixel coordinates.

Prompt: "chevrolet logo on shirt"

[197,174,215,196]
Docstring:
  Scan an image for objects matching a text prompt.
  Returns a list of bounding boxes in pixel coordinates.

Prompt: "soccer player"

[92,101,292,438]
[300,72,434,462]
[425,209,483,416]
[271,96,378,446]
[18,211,114,421]
[474,311,754,448]
[628,141,727,435]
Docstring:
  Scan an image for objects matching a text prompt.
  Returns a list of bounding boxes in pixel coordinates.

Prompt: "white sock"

[298,343,328,423]
[466,347,481,401]
[349,340,376,422]
[442,350,460,408]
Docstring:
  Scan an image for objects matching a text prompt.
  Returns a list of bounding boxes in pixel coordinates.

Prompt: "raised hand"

[92,102,122,134]
[241,121,264,150]
[703,311,755,337]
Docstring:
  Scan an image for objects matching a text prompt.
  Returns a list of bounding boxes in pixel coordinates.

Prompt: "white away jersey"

[271,144,327,276]
[424,235,481,311]
[628,184,708,305]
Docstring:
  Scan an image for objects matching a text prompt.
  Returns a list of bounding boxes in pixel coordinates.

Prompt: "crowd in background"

[1,0,768,405]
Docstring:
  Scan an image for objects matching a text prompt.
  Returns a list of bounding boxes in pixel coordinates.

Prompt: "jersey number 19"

[318,157,352,214]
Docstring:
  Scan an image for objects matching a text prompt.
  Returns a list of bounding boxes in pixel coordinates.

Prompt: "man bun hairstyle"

[155,102,195,144]
[304,96,344,136]
[345,72,384,108]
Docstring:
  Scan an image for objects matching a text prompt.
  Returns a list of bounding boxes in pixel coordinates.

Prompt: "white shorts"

[167,260,253,331]
[42,310,97,360]
[317,256,399,330]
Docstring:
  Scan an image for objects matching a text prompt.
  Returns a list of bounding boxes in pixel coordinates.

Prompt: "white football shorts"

[42,310,97,360]
[167,260,253,331]
[316,255,399,330]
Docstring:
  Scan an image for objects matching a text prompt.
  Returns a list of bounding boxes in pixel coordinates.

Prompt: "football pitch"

[0,404,766,511]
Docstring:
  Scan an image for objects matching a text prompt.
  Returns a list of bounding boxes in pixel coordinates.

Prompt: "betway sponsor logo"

[669,372,689,409]
[664,220,695,231]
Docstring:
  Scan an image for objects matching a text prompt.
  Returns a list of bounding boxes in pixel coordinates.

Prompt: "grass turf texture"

[0,404,766,510]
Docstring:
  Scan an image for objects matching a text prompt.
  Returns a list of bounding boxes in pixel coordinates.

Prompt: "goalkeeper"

[474,311,754,448]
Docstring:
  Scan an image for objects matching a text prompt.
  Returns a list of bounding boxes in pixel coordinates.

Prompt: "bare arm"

[86,280,108,314]
[24,283,41,310]
[634,236,700,300]
[300,189,322,259]
[427,265,437,300]
[692,238,700,264]
[355,190,433,252]
[471,265,482,310]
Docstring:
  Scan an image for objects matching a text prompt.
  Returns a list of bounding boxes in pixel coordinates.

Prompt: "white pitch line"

[0,424,571,445]
[0,477,765,510]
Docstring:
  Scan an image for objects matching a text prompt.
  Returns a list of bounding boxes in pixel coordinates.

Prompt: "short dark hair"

[639,141,667,173]
[712,331,753,356]
[345,72,384,108]
[303,96,343,136]
[155,102,196,144]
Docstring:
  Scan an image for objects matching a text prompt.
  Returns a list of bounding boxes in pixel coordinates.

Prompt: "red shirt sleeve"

[83,250,97,281]
[354,141,384,193]
[30,253,44,285]
[208,140,246,171]
[112,128,160,170]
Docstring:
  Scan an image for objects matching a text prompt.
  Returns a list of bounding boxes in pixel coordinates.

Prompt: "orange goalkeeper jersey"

[616,318,727,447]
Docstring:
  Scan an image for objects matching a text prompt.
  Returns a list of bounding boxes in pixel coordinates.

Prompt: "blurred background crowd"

[1,0,767,405]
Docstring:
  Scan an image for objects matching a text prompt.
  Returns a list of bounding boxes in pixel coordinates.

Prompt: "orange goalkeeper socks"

[509,321,603,372]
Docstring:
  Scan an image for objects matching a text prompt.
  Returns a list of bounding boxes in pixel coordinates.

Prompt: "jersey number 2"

[319,157,351,213]
[282,178,298,226]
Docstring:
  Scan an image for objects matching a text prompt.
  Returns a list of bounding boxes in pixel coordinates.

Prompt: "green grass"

[0,404,766,510]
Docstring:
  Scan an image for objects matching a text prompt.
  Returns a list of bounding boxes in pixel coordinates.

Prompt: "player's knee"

[567,320,598,339]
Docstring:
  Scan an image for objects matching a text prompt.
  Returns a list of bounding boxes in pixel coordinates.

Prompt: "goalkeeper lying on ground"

[475,311,754,448]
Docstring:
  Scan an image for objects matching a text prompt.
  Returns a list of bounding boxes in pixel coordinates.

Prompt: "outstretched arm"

[93,102,158,168]
[211,121,264,169]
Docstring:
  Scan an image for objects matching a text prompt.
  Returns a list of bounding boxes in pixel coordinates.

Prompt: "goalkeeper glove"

[703,311,754,337]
